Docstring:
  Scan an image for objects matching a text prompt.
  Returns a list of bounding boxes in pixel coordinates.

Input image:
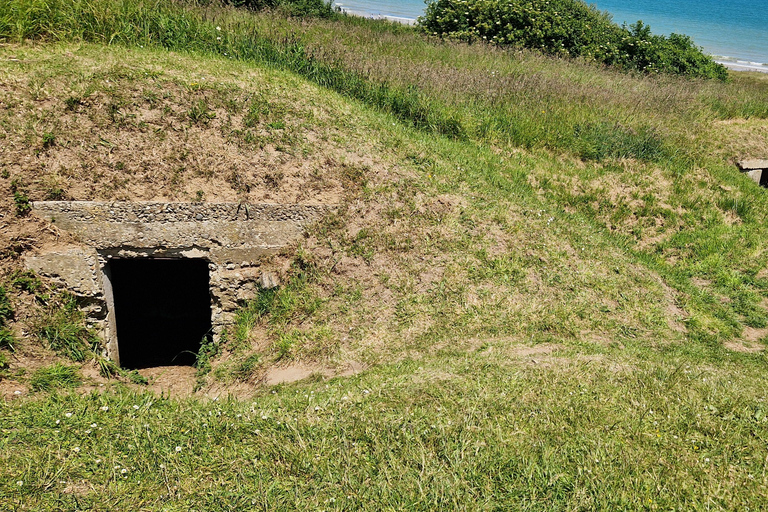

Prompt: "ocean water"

[332,0,768,70]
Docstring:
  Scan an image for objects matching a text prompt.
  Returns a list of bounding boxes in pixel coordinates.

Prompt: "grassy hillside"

[1,0,768,508]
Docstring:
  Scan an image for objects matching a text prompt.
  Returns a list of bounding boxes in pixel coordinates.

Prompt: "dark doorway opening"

[109,258,211,369]
[760,170,768,188]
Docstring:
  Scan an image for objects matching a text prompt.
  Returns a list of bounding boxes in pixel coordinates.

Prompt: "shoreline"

[716,60,768,74]
[336,6,417,24]
[335,5,768,74]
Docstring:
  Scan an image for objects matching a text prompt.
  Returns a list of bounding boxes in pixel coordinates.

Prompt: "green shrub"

[29,363,81,392]
[219,0,335,18]
[419,0,728,80]
[41,131,56,148]
[195,335,219,375]
[13,191,31,216]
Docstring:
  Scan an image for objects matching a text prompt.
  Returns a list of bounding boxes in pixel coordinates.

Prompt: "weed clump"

[35,295,99,362]
[10,180,31,216]
[0,286,16,353]
[0,286,13,326]
[30,363,81,391]
[420,0,728,80]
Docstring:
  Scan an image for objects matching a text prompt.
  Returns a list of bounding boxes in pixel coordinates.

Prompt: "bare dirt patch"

[741,326,768,343]
[0,45,385,209]
[139,366,199,396]
[506,342,561,359]
[724,340,765,353]
[0,378,27,400]
[264,365,315,385]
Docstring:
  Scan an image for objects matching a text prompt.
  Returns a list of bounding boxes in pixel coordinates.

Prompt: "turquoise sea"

[332,0,768,71]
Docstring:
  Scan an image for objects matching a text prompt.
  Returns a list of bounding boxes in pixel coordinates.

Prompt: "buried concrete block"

[737,160,768,187]
[24,247,102,297]
[737,159,768,170]
[25,201,334,368]
[260,271,280,289]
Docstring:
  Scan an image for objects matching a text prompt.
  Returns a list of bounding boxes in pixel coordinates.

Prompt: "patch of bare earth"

[505,342,561,360]
[724,340,765,353]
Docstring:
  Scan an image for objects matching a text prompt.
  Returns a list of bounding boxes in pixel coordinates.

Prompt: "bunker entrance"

[108,258,212,369]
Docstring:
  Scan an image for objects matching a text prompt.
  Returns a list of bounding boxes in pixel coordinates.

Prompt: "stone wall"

[25,201,333,365]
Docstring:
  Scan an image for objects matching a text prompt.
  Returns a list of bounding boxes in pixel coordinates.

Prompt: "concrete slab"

[737,159,768,170]
[745,169,764,185]
[24,247,102,296]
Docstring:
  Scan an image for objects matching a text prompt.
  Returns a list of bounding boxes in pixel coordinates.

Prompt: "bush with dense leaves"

[419,0,728,80]
[213,0,334,18]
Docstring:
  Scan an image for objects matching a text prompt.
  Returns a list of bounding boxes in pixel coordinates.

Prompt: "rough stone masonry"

[25,201,333,365]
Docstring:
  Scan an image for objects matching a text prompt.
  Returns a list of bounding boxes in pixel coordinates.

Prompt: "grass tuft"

[29,363,82,392]
[35,295,99,362]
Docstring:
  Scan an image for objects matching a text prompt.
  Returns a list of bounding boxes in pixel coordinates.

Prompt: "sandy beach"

[337,6,417,24]
[717,61,768,73]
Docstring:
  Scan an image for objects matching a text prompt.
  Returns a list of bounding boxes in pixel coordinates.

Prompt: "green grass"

[0,286,13,326]
[0,327,15,352]
[34,295,99,362]
[28,363,81,392]
[3,352,768,509]
[0,0,768,508]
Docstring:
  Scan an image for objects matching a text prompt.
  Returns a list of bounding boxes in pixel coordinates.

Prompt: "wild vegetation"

[1,0,768,508]
[419,0,729,79]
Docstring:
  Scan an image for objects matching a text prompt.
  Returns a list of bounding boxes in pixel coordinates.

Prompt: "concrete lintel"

[32,201,333,223]
[737,159,768,171]
[31,201,331,252]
